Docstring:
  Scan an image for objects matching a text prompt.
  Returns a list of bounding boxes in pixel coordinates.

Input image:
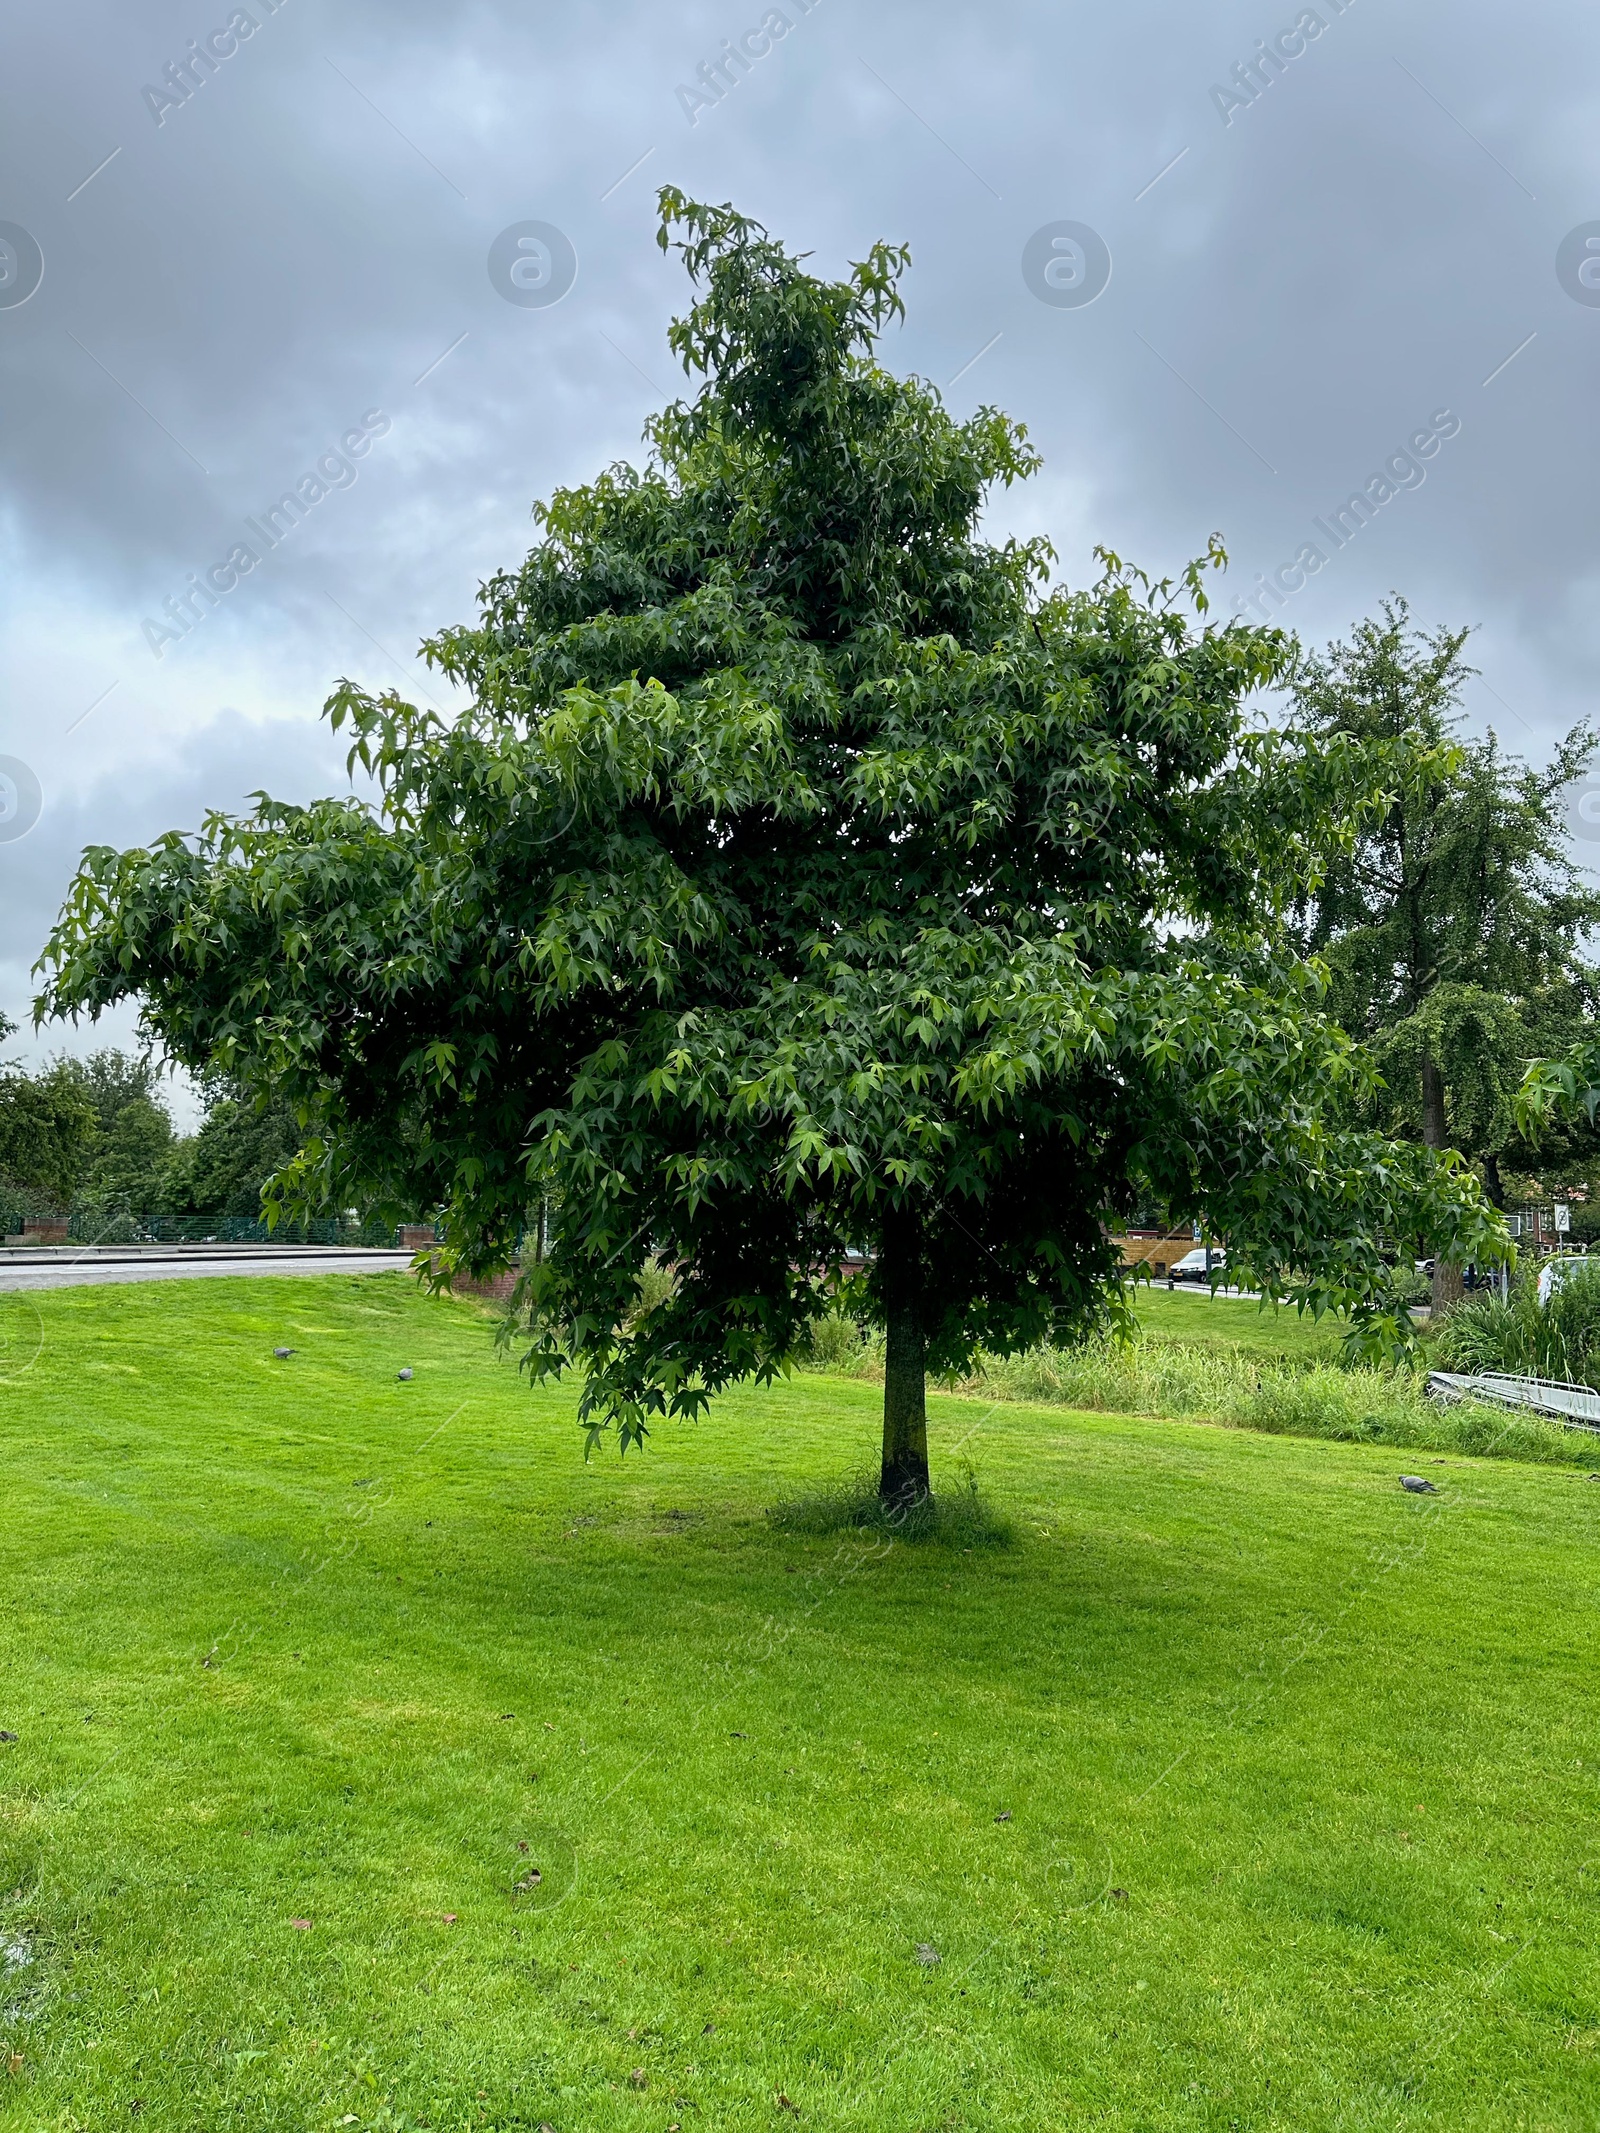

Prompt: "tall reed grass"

[797,1312,1598,1469]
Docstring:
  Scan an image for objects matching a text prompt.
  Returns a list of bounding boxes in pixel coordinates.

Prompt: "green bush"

[798,1307,881,1374]
[1389,1259,1432,1309]
[627,1253,681,1329]
[1434,1258,1600,1387]
[67,1192,147,1246]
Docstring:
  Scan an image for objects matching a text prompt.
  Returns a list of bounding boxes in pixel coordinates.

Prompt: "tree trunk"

[1420,1051,1464,1313]
[1482,1151,1505,1211]
[1419,1050,1447,1153]
[879,1203,930,1504]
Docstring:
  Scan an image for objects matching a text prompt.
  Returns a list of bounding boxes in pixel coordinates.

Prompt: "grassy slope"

[1,1275,1596,2133]
[1127,1284,1347,1361]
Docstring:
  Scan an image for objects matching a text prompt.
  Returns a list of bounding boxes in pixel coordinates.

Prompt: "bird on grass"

[397,1368,414,1381]
[1399,1475,1439,1494]
[273,1347,295,1360]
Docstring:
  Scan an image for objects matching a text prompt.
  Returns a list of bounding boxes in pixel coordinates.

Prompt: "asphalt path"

[0,1247,416,1292]
[0,1252,1261,1300]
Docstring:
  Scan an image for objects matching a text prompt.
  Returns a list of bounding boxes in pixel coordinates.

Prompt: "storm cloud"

[4,0,1599,1064]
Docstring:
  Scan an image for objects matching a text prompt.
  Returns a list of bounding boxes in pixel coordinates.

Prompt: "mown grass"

[2,1273,1598,2131]
[1126,1282,1348,1362]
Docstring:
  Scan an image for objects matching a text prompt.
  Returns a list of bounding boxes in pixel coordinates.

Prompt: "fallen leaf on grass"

[6,2054,22,2075]
[914,1943,940,1966]
[628,2067,647,2088]
[1111,1888,1130,1904]
[442,1912,458,1924]
[994,1811,1011,1822]
[777,2093,799,2114]
[289,1918,312,1931]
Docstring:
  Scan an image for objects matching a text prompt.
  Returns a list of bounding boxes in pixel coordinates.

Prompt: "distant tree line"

[0,1016,302,1239]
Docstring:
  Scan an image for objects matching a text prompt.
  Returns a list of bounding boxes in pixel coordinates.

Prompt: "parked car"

[1169,1247,1225,1284]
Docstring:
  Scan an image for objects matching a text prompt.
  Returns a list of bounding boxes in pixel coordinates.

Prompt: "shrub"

[1434,1257,1600,1387]
[67,1191,148,1246]
[798,1307,881,1374]
[626,1254,680,1330]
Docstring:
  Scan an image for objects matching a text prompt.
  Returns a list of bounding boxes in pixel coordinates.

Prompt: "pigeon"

[396,1368,414,1381]
[273,1347,295,1360]
[1399,1475,1439,1494]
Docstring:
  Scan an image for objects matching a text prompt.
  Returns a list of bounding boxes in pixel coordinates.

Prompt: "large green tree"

[1287,600,1600,1292]
[37,195,1502,1497]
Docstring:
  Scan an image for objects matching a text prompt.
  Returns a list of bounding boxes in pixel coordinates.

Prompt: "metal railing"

[79,1214,414,1248]
[1427,1369,1600,1434]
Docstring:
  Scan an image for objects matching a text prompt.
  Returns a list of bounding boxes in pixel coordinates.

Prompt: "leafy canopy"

[37,193,1504,1447]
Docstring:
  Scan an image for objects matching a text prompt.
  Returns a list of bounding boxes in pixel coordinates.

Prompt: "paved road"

[0,1246,416,1292]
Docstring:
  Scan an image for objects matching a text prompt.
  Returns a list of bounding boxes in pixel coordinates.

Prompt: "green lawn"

[1127,1282,1348,1362]
[1,1275,1596,2131]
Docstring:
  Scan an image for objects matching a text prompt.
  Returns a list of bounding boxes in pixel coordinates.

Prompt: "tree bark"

[879,1202,930,1504]
[1420,1051,1448,1153]
[1421,1051,1464,1313]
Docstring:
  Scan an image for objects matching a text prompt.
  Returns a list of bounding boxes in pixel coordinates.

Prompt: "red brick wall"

[453,1267,520,1303]
[418,1250,520,1304]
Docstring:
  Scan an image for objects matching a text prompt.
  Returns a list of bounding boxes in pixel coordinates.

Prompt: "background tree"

[161,1085,303,1221]
[37,195,1503,1499]
[1287,599,1600,1298]
[0,1015,96,1210]
[63,1048,177,1218]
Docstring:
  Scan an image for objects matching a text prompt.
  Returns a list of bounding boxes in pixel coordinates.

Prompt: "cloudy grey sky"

[3,0,1597,1108]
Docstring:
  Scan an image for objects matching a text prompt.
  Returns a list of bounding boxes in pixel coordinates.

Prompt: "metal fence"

[69,1214,424,1248]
